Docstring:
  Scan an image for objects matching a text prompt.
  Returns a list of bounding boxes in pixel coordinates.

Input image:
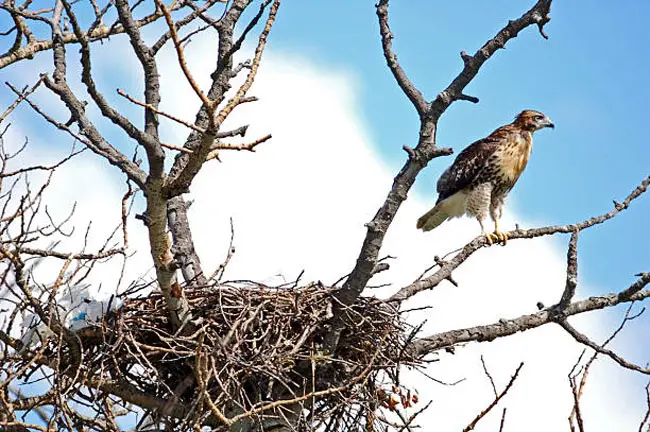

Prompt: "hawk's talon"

[493,230,508,245]
[483,232,498,245]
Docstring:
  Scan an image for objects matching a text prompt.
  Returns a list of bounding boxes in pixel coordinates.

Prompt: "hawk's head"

[514,110,554,132]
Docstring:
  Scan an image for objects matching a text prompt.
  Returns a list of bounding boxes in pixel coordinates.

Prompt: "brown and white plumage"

[417,110,554,243]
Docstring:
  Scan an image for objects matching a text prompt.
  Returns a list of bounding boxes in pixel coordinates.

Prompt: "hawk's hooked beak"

[545,118,555,129]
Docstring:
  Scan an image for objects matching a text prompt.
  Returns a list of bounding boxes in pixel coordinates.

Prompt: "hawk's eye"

[534,115,544,121]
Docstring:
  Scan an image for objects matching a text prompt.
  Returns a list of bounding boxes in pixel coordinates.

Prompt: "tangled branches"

[1,0,649,430]
[3,282,423,431]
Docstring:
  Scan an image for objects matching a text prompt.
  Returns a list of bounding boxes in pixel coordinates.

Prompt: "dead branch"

[430,0,552,117]
[0,2,184,69]
[0,78,42,122]
[413,272,650,357]
[375,0,428,117]
[463,362,524,431]
[117,88,206,134]
[558,318,650,374]
[566,303,644,430]
[2,1,649,431]
[206,133,272,160]
[638,381,650,432]
[480,355,498,397]
[165,0,280,197]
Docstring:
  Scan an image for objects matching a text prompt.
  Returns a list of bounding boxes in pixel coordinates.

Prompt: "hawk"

[416,110,554,244]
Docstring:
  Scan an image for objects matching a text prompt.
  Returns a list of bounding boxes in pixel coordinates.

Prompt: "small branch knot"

[436,90,452,105]
[434,147,454,157]
[460,50,472,66]
[135,212,150,226]
[371,262,390,276]
[531,8,552,40]
[364,221,381,232]
[456,93,480,104]
[402,145,417,160]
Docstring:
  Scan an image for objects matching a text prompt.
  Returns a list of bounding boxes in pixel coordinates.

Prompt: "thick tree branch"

[63,1,160,160]
[41,77,147,187]
[113,0,163,159]
[413,273,650,357]
[38,5,147,187]
[167,196,207,289]
[0,3,180,69]
[112,0,189,328]
[156,0,261,313]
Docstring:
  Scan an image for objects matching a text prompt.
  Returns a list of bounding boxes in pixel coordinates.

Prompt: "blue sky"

[1,1,646,292]
[1,1,649,428]
[261,0,650,293]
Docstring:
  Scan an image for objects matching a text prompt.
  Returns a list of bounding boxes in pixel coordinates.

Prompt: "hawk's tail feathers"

[416,204,448,232]
[417,192,468,232]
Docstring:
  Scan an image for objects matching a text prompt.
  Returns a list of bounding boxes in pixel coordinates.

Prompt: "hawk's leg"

[478,218,499,245]
[493,218,508,244]
[468,183,497,245]
[490,192,508,245]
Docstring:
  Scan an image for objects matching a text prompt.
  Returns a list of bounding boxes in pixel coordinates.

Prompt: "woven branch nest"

[65,281,423,429]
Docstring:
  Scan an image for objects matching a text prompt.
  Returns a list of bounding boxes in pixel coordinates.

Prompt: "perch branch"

[391,174,649,302]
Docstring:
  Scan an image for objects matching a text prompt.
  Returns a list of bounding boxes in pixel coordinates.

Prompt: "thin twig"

[463,363,524,431]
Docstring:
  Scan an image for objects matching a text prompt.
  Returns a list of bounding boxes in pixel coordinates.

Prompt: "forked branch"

[327,0,554,352]
[376,0,428,117]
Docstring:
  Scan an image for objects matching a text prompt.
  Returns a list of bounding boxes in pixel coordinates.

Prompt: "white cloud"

[4,35,647,431]
[155,44,646,430]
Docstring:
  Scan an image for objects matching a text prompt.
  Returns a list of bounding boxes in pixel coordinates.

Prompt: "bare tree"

[0,0,648,430]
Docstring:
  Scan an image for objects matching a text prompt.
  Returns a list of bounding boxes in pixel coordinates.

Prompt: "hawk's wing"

[436,135,501,203]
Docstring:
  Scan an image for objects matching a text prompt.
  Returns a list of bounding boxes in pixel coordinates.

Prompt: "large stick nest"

[67,281,423,429]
